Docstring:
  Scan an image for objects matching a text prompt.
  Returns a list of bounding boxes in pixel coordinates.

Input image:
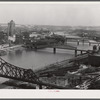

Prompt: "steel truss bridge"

[0,52,89,89]
[0,56,72,89]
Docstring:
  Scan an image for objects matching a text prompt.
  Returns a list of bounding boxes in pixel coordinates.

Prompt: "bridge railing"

[0,57,71,89]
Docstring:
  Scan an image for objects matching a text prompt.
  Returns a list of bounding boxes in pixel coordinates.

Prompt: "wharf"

[0,44,23,51]
[0,44,24,56]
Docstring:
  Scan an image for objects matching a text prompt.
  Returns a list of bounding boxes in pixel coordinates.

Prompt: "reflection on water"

[2,42,94,71]
[2,48,74,70]
[0,42,95,84]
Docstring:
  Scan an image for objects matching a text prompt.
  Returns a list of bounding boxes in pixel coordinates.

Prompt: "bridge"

[0,21,98,50]
[25,43,88,57]
[0,56,81,89]
[0,56,71,89]
[0,51,89,89]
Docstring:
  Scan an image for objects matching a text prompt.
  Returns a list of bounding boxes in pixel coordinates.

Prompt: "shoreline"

[0,41,95,89]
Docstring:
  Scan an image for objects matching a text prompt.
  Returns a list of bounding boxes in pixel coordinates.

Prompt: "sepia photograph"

[0,1,100,91]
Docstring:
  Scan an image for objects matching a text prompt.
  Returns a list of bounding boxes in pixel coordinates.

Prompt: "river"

[2,42,94,70]
[0,41,97,87]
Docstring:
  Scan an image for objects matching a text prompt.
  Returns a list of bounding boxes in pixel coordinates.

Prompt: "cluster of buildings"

[7,20,53,42]
[29,30,51,40]
[1,20,83,47]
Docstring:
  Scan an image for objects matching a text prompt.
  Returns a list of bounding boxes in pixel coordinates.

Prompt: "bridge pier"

[89,42,91,46]
[53,48,56,54]
[77,40,79,46]
[81,50,83,55]
[75,49,77,57]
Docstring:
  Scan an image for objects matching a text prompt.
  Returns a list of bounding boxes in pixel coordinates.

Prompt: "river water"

[2,42,94,70]
[0,42,97,86]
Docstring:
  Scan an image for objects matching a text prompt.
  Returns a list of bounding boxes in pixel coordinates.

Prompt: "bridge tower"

[7,20,16,46]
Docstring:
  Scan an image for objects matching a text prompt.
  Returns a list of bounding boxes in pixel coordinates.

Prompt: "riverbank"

[0,44,24,56]
[0,41,97,89]
[0,54,84,89]
[0,52,99,89]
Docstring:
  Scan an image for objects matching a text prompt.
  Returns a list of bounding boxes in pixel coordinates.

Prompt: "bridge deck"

[33,44,87,52]
[0,42,89,89]
[0,57,71,89]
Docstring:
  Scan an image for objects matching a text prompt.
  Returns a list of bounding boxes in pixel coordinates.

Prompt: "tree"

[0,31,7,44]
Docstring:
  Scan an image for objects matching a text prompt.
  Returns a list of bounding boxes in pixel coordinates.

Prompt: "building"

[7,20,16,46]
[8,20,15,37]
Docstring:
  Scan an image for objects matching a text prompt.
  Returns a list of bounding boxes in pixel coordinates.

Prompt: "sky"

[0,2,100,26]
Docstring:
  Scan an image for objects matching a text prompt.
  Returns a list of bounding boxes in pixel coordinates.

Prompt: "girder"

[0,57,39,83]
[0,57,72,89]
[0,55,89,89]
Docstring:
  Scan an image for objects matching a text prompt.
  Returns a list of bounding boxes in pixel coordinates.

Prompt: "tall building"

[7,20,16,46]
[8,20,15,37]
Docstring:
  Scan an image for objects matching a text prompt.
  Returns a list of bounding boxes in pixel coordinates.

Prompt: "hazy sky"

[0,2,100,26]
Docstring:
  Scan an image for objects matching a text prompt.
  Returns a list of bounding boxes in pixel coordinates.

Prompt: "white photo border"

[0,1,100,99]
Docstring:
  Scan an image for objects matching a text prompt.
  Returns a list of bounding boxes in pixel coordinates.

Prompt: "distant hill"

[1,24,100,37]
[34,25,100,32]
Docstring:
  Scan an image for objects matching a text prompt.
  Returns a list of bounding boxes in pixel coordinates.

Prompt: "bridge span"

[0,51,89,89]
[0,56,73,89]
[25,43,88,56]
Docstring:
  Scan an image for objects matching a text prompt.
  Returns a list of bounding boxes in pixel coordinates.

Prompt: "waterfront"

[0,41,97,88]
[2,46,74,70]
[1,42,93,70]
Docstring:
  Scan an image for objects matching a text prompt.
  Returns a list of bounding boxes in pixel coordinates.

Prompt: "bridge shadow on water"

[29,48,75,56]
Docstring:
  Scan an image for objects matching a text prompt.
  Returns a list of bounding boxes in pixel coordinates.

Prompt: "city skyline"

[0,2,100,26]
